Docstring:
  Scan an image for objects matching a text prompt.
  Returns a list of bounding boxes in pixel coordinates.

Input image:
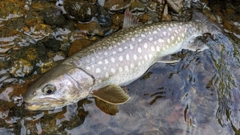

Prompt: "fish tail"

[191,10,222,37]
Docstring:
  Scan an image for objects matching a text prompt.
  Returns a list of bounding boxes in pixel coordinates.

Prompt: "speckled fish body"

[65,22,203,90]
[23,11,221,110]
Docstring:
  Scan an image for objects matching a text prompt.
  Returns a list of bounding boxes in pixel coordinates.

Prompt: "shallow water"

[0,0,240,135]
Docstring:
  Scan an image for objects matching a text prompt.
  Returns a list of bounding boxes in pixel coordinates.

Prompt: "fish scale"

[23,11,221,110]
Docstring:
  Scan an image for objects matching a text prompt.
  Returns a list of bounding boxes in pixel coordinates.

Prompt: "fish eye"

[42,84,56,95]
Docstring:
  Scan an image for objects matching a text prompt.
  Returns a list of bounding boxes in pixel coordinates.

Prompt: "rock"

[129,0,146,15]
[9,59,33,78]
[43,8,66,26]
[96,6,112,27]
[0,0,26,20]
[112,13,124,27]
[147,1,158,12]
[64,0,98,22]
[44,38,61,51]
[166,0,183,13]
[139,12,159,24]
[76,21,104,36]
[68,39,94,56]
[139,0,150,4]
[104,0,131,12]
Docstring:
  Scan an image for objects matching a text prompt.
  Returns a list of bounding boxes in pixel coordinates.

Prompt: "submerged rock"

[43,8,66,26]
[63,0,98,22]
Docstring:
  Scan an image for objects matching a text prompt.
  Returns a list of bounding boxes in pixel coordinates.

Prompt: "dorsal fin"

[123,8,142,28]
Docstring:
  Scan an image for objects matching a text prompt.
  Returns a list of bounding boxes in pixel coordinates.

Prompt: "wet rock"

[139,12,159,24]
[139,0,150,4]
[96,6,112,27]
[43,8,66,26]
[64,0,98,22]
[104,0,131,12]
[68,39,94,56]
[162,4,171,21]
[9,59,33,78]
[112,13,124,27]
[166,0,183,13]
[130,0,146,15]
[76,21,104,36]
[147,1,158,12]
[0,0,26,20]
[44,38,61,51]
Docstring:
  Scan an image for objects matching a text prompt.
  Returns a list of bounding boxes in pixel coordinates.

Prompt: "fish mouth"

[24,102,51,111]
[24,102,43,111]
[24,100,65,111]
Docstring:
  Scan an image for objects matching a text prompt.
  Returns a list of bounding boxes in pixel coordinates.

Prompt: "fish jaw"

[23,64,94,110]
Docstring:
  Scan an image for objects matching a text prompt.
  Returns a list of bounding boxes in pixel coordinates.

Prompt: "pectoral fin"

[91,84,130,105]
[95,98,119,115]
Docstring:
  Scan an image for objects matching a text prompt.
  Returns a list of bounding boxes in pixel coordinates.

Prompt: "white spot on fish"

[149,54,153,59]
[151,46,155,52]
[163,47,166,51]
[130,63,134,68]
[131,38,135,41]
[96,68,101,73]
[113,51,117,54]
[168,27,172,31]
[138,39,142,42]
[124,46,128,49]
[91,57,95,62]
[86,66,90,70]
[138,62,141,66]
[130,44,134,50]
[156,46,160,51]
[105,72,109,78]
[181,33,184,37]
[104,52,108,55]
[154,41,157,45]
[167,39,170,44]
[163,32,166,36]
[175,30,178,33]
[119,67,123,72]
[122,40,126,43]
[111,57,115,63]
[108,46,112,50]
[158,39,164,43]
[149,37,153,41]
[111,68,116,73]
[144,55,148,60]
[119,56,123,61]
[104,67,106,70]
[105,59,109,64]
[138,47,142,53]
[141,34,146,37]
[144,43,148,48]
[126,54,130,60]
[119,48,123,52]
[171,36,174,41]
[125,65,129,71]
[178,37,181,41]
[98,61,103,65]
[153,31,158,34]
[134,54,138,60]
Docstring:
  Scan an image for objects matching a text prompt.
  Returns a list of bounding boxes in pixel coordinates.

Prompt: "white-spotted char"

[23,10,221,110]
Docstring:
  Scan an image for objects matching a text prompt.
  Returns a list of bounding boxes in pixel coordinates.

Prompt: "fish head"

[23,64,94,111]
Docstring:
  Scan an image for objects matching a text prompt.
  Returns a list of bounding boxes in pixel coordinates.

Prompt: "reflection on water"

[0,0,240,134]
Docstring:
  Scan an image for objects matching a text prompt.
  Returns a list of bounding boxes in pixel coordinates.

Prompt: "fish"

[23,9,221,111]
